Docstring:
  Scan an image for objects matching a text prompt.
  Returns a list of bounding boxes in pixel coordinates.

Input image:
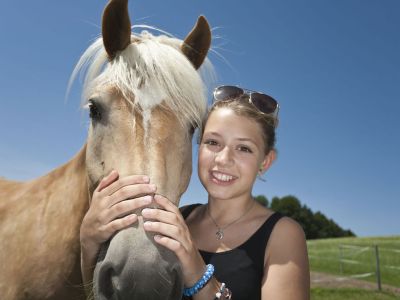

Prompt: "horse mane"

[68,26,215,129]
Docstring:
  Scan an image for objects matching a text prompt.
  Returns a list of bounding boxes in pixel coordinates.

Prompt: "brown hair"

[200,98,277,154]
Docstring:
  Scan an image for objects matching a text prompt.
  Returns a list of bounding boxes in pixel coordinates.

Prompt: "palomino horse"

[0,0,212,299]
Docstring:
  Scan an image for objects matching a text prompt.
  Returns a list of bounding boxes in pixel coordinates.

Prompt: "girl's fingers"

[143,221,180,240]
[107,196,153,222]
[96,170,119,192]
[101,174,151,197]
[153,194,180,214]
[143,215,190,251]
[104,214,138,236]
[141,207,180,227]
[107,183,156,207]
[142,195,185,238]
[154,235,182,253]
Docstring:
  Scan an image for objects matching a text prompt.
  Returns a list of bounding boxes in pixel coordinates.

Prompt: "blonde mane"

[69,27,215,129]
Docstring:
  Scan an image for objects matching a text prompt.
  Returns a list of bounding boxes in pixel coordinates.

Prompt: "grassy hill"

[307,236,400,288]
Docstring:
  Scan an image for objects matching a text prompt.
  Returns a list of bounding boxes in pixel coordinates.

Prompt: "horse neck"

[34,145,89,221]
[0,146,89,299]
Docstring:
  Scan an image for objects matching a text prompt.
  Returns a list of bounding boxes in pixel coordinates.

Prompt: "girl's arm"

[261,217,310,300]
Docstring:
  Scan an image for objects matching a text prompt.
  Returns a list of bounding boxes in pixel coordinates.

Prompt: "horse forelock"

[69,27,215,129]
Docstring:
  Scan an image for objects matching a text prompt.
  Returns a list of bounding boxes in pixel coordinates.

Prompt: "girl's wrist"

[183,264,214,297]
[188,276,221,300]
[181,252,208,287]
[80,228,100,252]
[183,269,207,289]
[80,239,101,266]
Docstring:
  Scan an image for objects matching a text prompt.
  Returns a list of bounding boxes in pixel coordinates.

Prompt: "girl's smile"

[210,170,237,185]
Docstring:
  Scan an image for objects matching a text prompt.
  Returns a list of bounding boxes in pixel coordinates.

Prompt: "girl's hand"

[80,170,156,256]
[142,195,206,287]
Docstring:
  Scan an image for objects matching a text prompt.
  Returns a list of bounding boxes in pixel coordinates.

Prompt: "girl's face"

[198,107,273,201]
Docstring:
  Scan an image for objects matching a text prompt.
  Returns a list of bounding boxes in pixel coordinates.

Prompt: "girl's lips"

[210,171,237,185]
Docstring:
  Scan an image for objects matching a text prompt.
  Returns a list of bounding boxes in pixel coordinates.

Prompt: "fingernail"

[154,235,162,241]
[149,184,156,191]
[142,175,150,182]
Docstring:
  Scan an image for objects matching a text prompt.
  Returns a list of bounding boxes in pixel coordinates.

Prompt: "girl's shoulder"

[273,216,305,239]
[265,215,307,262]
[262,216,310,298]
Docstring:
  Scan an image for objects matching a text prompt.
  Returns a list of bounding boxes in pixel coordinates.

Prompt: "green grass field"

[311,288,399,300]
[307,236,400,288]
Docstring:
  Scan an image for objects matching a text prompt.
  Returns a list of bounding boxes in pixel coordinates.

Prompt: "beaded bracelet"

[183,264,215,297]
[214,283,232,300]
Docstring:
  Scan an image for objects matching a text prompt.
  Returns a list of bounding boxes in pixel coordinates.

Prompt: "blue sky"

[0,0,399,237]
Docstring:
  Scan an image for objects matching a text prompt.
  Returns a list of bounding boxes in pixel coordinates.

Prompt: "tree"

[254,195,269,207]
[254,194,355,239]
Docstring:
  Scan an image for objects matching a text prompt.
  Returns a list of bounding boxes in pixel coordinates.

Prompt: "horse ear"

[181,16,211,70]
[102,0,132,60]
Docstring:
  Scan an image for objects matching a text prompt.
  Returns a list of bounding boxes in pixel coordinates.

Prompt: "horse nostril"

[98,267,118,299]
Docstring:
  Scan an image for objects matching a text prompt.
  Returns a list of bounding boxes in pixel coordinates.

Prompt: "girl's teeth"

[214,173,233,182]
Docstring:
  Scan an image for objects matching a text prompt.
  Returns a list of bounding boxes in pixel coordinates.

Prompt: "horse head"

[72,0,212,299]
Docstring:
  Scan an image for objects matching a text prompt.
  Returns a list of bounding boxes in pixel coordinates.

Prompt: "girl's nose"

[214,146,233,167]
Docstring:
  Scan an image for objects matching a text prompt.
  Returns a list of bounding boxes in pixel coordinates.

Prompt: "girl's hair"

[200,98,277,154]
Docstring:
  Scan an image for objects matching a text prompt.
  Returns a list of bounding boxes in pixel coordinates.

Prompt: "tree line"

[255,195,355,240]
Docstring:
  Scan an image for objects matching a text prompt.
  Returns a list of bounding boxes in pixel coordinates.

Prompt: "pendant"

[216,229,224,240]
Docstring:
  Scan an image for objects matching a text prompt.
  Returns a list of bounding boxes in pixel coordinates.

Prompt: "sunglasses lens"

[214,86,278,117]
[250,93,278,114]
[214,86,244,101]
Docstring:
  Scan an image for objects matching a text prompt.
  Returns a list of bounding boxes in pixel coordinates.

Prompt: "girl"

[80,85,310,300]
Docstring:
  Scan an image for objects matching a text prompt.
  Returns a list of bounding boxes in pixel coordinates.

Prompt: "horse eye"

[189,125,195,135]
[88,99,101,120]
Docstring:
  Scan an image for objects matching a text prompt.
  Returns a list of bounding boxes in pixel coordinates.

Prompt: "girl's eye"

[204,139,219,146]
[88,99,102,120]
[238,146,253,153]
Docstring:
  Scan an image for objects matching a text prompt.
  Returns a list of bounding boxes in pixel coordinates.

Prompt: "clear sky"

[0,0,399,237]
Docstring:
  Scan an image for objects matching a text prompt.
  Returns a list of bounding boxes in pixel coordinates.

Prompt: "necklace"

[207,200,255,240]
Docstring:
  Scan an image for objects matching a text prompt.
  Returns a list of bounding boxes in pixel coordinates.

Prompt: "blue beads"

[183,264,215,297]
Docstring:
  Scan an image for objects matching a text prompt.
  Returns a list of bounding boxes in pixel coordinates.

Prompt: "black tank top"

[181,204,283,300]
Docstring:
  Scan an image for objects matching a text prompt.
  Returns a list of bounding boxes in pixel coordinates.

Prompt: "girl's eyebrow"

[206,133,258,146]
[204,131,221,137]
[236,138,258,147]
[204,132,260,148]
[237,137,255,142]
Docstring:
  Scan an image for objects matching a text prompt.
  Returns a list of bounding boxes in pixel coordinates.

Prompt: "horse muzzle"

[93,226,183,300]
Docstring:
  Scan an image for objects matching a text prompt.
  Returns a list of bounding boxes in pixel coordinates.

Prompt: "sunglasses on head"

[213,85,279,117]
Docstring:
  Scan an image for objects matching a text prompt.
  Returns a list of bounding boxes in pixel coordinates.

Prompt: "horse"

[0,0,212,299]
